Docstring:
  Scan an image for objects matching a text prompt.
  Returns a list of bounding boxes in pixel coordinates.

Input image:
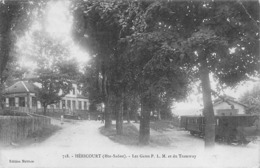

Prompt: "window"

[19,97,25,107]
[9,98,15,107]
[67,100,71,109]
[32,97,37,107]
[78,101,82,110]
[84,102,87,110]
[72,101,76,109]
[72,87,75,95]
[62,100,66,108]
[56,102,60,109]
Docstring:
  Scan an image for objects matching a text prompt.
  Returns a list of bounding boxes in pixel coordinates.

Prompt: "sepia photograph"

[0,0,259,167]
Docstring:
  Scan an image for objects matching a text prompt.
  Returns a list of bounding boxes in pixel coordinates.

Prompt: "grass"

[150,134,173,146]
[100,120,176,147]
[150,120,175,146]
[100,123,139,146]
[150,120,174,132]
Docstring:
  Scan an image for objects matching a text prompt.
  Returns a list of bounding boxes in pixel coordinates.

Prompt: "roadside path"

[0,120,259,168]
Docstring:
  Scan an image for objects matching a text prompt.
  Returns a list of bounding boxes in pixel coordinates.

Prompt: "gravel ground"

[0,120,259,168]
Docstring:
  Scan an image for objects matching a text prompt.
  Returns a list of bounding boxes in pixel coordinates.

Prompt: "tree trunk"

[43,105,47,116]
[127,108,130,123]
[134,111,138,123]
[158,109,161,120]
[139,95,151,145]
[133,95,139,123]
[0,83,4,110]
[200,56,215,148]
[0,35,11,109]
[104,96,112,128]
[124,97,130,123]
[116,95,123,135]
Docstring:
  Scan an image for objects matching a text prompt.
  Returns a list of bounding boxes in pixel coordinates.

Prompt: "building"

[3,81,89,113]
[3,81,38,109]
[53,83,89,112]
[213,96,247,116]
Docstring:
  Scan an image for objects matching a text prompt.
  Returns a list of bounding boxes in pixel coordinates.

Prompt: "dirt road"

[0,120,259,168]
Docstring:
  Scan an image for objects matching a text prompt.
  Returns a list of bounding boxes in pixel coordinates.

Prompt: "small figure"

[61,115,64,125]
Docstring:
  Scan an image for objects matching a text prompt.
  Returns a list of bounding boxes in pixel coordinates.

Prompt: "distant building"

[3,81,89,113]
[3,81,38,109]
[213,95,247,116]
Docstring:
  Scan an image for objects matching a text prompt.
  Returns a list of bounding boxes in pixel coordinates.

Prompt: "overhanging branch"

[237,0,260,29]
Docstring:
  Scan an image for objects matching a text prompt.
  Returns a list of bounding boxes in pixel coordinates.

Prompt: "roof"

[213,99,247,107]
[76,93,88,99]
[181,114,256,117]
[4,81,38,94]
[213,95,236,104]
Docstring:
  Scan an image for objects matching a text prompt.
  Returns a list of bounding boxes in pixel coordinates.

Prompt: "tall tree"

[119,0,259,146]
[0,1,28,108]
[79,59,103,111]
[72,0,127,128]
[72,0,191,141]
[0,0,48,109]
[73,1,259,146]
[119,30,191,144]
[28,31,76,115]
[140,1,260,147]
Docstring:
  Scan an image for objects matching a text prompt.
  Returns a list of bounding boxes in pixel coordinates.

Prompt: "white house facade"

[49,83,89,112]
[213,97,247,116]
[3,81,89,113]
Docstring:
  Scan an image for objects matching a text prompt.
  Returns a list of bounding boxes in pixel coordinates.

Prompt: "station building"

[3,81,89,113]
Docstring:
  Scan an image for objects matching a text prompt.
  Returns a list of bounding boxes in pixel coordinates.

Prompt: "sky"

[173,79,259,116]
[17,0,90,71]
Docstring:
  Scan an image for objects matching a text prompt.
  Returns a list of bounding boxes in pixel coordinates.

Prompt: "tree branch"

[237,0,259,28]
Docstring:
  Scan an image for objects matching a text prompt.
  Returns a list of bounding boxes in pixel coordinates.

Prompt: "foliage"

[124,92,140,120]
[79,59,103,108]
[136,1,260,86]
[73,0,259,145]
[72,0,142,129]
[73,0,130,90]
[120,30,191,109]
[0,0,49,110]
[0,0,48,81]
[132,0,259,146]
[240,84,260,115]
[34,70,72,111]
[2,61,28,86]
[0,1,27,77]
[28,31,76,113]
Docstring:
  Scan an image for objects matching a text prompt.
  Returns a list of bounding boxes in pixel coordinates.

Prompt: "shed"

[213,96,247,116]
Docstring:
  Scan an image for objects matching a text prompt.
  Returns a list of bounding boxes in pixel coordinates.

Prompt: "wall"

[214,101,246,115]
[0,116,51,144]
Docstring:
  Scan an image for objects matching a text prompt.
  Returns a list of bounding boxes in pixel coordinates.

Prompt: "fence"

[4,106,103,120]
[4,106,62,113]
[0,115,51,144]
